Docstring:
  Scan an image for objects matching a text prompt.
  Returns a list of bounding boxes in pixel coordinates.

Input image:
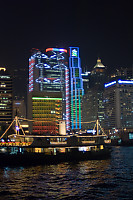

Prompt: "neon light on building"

[32,97,62,100]
[65,68,70,130]
[104,80,133,88]
[118,80,133,84]
[46,48,67,53]
[29,50,47,92]
[29,56,35,92]
[28,48,70,134]
[104,81,116,88]
[69,47,84,130]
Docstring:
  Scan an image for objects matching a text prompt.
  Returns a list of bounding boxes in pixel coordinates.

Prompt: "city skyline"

[0,0,133,193]
[0,0,132,72]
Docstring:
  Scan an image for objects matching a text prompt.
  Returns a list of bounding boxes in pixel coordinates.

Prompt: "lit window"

[129,133,133,139]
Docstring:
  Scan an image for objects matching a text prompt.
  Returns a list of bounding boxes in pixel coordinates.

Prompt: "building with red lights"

[28,91,62,135]
[28,48,69,134]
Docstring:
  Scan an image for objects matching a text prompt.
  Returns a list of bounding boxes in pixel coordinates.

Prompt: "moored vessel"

[0,117,111,166]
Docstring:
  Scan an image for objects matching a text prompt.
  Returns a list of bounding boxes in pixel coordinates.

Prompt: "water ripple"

[0,147,133,199]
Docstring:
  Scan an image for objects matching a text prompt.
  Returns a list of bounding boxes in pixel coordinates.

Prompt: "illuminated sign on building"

[69,47,79,57]
[118,80,133,84]
[105,80,133,88]
[72,49,78,57]
[104,81,116,88]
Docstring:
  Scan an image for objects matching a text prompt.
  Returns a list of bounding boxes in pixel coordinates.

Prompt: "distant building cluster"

[0,47,133,136]
[82,59,133,135]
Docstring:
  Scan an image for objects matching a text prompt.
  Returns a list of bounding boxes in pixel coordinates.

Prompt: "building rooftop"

[94,58,105,69]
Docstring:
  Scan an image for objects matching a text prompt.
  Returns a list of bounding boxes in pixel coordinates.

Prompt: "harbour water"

[0,146,133,200]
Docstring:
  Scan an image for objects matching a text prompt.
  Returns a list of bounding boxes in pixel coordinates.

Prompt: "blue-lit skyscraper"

[69,47,84,130]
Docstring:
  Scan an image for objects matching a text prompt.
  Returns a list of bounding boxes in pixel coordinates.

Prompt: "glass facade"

[90,58,106,89]
[104,80,133,129]
[32,97,62,135]
[103,85,116,128]
[0,68,12,126]
[81,71,90,94]
[82,58,106,130]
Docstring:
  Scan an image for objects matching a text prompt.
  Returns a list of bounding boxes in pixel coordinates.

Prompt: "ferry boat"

[0,117,111,166]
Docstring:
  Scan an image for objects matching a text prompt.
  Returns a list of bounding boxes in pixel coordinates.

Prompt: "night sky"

[0,0,133,72]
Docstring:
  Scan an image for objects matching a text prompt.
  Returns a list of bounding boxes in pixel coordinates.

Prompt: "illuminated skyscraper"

[90,58,106,89]
[28,48,69,134]
[69,47,84,130]
[45,48,70,130]
[29,48,68,93]
[29,49,48,92]
[82,58,106,129]
[104,80,133,130]
[28,91,62,135]
[0,68,13,133]
[81,71,90,94]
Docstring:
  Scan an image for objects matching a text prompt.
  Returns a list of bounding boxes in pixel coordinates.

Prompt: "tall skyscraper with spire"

[82,58,106,129]
[90,58,106,89]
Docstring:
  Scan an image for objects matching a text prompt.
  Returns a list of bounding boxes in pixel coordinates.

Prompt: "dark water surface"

[0,146,133,200]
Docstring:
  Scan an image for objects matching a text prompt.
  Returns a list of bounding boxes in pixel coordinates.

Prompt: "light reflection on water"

[0,147,133,199]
